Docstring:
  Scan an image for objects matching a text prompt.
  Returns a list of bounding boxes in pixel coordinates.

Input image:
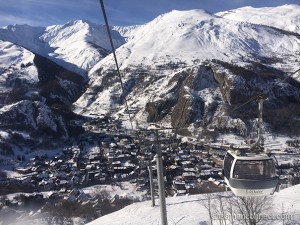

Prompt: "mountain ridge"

[0,20,125,78]
[73,5,300,135]
[216,4,300,34]
[0,5,300,152]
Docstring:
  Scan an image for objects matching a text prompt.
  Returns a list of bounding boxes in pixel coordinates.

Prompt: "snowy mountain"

[0,19,128,152]
[0,5,300,152]
[0,20,125,77]
[74,6,300,135]
[0,40,38,87]
[113,25,142,42]
[216,4,300,34]
[91,8,299,70]
[0,40,86,154]
[0,4,300,224]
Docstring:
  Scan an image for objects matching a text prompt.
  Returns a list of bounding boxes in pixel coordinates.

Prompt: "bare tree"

[208,194,232,225]
[217,195,227,225]
[227,197,235,225]
[201,193,232,225]
[201,193,214,225]
[229,196,273,225]
[42,212,57,225]
[281,203,287,225]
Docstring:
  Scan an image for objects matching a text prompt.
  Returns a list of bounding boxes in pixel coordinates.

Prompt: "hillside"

[216,4,300,34]
[0,5,300,153]
[0,4,299,225]
[0,40,86,153]
[0,19,127,152]
[0,20,125,77]
[87,184,300,225]
[74,6,300,135]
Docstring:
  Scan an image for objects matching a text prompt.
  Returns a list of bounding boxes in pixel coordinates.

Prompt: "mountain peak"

[151,8,215,25]
[62,19,97,28]
[0,18,124,77]
[47,19,94,34]
[216,4,300,34]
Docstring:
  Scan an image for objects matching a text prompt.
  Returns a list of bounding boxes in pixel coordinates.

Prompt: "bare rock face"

[142,60,300,135]
[1,6,300,149]
[0,100,68,137]
[0,52,86,151]
[34,54,85,105]
[209,61,300,135]
[145,70,189,123]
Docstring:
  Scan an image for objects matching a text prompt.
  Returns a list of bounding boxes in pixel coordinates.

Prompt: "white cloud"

[0,14,38,27]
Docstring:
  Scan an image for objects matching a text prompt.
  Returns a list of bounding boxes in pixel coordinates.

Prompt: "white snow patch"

[87,184,300,225]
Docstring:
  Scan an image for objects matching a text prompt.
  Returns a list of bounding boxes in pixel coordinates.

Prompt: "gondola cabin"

[223,150,278,196]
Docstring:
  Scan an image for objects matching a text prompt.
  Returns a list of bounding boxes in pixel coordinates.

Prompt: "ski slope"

[87,184,300,225]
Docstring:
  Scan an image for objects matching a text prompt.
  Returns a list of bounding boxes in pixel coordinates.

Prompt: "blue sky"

[0,0,299,27]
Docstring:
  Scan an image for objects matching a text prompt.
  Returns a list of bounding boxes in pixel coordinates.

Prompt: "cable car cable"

[230,94,261,114]
[222,68,300,196]
[99,0,134,131]
[230,67,300,115]
[264,67,300,96]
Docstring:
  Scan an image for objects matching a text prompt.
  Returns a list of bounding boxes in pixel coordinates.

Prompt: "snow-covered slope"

[0,100,68,137]
[0,20,125,77]
[0,40,39,88]
[91,8,300,71]
[75,7,300,132]
[0,40,87,152]
[113,25,142,42]
[87,184,300,225]
[1,5,300,137]
[40,20,125,75]
[0,40,40,113]
[216,4,300,34]
[0,40,35,68]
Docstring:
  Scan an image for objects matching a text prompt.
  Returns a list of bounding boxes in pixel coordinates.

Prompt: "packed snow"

[216,4,300,34]
[83,181,147,201]
[87,184,300,225]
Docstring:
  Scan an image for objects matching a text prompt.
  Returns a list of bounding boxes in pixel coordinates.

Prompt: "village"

[0,115,300,222]
[2,131,226,200]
